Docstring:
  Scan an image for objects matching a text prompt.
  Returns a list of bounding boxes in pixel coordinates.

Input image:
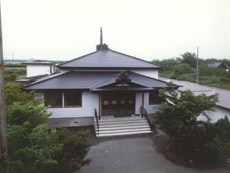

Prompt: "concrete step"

[97,122,149,128]
[96,127,151,134]
[97,119,147,125]
[97,125,150,130]
[96,130,153,137]
[98,118,145,123]
[95,117,153,137]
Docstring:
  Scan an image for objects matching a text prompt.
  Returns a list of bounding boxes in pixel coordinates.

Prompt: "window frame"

[44,90,63,108]
[149,91,161,105]
[64,90,82,108]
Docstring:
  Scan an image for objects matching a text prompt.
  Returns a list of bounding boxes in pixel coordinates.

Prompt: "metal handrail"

[94,108,99,136]
[140,106,154,131]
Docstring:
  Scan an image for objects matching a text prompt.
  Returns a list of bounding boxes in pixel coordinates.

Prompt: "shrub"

[53,128,91,173]
[4,73,17,81]
[173,63,194,75]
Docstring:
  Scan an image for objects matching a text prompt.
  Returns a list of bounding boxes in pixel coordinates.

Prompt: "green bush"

[154,85,230,169]
[4,63,26,67]
[173,63,194,75]
[0,84,91,172]
[5,69,26,75]
[16,69,26,75]
[220,77,230,83]
[4,73,17,81]
[175,73,196,82]
[53,128,91,173]
[1,123,58,173]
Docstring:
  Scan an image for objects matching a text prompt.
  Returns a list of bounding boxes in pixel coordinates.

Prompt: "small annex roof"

[206,61,229,70]
[22,71,178,91]
[16,72,60,83]
[159,77,230,110]
[57,49,162,69]
[23,60,57,65]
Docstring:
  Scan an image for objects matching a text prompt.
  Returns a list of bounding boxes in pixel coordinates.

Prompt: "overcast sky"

[1,0,230,61]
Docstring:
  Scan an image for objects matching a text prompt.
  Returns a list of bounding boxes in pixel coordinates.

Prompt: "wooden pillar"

[99,93,101,120]
[141,92,144,115]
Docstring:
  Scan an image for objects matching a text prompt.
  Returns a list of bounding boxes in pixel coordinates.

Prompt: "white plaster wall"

[198,106,230,123]
[132,69,158,79]
[135,92,161,114]
[27,65,54,77]
[36,91,99,118]
[35,92,43,99]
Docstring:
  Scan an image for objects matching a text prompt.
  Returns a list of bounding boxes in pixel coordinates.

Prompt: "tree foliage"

[173,63,194,75]
[154,84,230,168]
[0,84,91,172]
[2,123,58,173]
[5,83,43,105]
[52,128,91,173]
[181,52,197,68]
[153,52,230,90]
[155,83,218,143]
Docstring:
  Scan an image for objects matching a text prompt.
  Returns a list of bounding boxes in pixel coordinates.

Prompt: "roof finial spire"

[96,27,109,51]
[100,27,103,45]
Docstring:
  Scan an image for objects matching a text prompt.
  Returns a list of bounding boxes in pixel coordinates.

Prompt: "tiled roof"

[58,49,162,69]
[22,71,178,90]
[159,77,230,110]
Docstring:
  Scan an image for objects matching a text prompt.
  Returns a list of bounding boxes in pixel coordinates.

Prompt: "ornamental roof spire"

[96,27,109,51]
[100,27,103,45]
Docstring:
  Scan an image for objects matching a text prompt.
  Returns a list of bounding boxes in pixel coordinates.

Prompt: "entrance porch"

[101,92,135,116]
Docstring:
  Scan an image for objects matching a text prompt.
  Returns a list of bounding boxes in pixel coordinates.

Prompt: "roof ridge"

[57,49,163,68]
[108,49,163,68]
[57,50,100,67]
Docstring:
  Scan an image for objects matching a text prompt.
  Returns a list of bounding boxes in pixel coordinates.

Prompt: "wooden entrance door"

[101,92,135,116]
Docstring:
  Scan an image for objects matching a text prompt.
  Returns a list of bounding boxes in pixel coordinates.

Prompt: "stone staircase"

[95,117,153,137]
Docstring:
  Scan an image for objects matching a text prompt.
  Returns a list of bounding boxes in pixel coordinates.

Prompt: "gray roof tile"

[22,71,176,90]
[58,49,162,69]
[159,77,230,110]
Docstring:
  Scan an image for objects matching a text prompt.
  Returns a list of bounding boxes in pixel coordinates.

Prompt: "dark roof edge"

[57,50,99,67]
[129,70,181,88]
[58,67,162,69]
[21,71,72,90]
[215,104,230,111]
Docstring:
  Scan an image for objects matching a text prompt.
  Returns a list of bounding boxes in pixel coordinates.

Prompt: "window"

[149,91,161,104]
[64,90,82,108]
[44,91,62,108]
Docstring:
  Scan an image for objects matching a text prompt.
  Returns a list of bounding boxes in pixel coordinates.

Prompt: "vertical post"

[99,93,101,120]
[141,93,144,116]
[196,47,199,84]
[0,3,8,156]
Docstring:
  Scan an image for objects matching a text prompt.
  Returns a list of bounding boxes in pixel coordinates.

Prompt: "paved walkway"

[76,131,229,173]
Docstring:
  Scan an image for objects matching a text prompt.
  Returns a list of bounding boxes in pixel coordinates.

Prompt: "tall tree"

[181,52,197,68]
[155,83,218,150]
